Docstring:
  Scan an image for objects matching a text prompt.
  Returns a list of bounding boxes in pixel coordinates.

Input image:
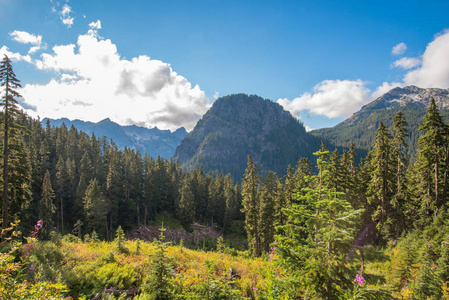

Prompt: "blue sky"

[1,0,449,131]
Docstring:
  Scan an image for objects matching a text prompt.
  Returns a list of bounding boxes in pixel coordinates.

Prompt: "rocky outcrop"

[174,94,323,180]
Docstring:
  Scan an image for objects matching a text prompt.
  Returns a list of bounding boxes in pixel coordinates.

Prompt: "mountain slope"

[311,86,449,159]
[173,94,323,180]
[43,118,187,159]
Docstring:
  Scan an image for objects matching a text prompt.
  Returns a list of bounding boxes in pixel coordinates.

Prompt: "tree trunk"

[137,204,140,226]
[435,143,439,210]
[144,205,148,226]
[105,214,109,241]
[61,198,64,234]
[2,81,9,230]
[326,236,332,300]
[109,213,113,241]
[442,142,449,205]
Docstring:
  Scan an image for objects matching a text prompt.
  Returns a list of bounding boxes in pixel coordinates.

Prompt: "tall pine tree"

[241,155,262,257]
[0,55,29,228]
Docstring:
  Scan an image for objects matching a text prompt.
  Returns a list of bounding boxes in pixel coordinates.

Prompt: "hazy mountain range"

[43,118,188,159]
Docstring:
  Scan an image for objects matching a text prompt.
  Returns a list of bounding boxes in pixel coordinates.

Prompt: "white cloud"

[392,57,421,69]
[0,46,32,63]
[213,91,219,100]
[403,29,449,88]
[10,30,41,45]
[51,1,74,28]
[277,79,371,119]
[89,20,101,30]
[9,30,44,54]
[392,42,407,55]
[19,24,210,131]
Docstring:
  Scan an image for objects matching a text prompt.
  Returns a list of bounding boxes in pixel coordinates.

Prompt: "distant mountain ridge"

[173,94,323,180]
[311,85,449,159]
[43,118,188,159]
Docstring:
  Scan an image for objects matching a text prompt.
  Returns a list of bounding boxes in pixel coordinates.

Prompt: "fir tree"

[391,111,409,238]
[417,98,446,215]
[0,55,27,228]
[114,225,128,254]
[277,150,363,299]
[259,171,277,253]
[177,174,196,230]
[39,170,56,237]
[142,225,175,300]
[367,122,395,233]
[241,155,262,256]
[84,178,110,237]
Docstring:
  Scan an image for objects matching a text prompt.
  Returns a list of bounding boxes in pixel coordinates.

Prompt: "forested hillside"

[1,113,248,239]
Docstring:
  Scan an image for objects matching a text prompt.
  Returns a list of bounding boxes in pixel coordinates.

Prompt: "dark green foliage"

[259,171,277,253]
[366,122,395,233]
[241,155,262,257]
[39,170,56,238]
[84,178,110,238]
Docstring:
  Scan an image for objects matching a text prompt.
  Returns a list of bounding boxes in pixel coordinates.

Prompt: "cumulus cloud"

[19,24,210,131]
[392,42,407,55]
[403,29,449,88]
[9,30,44,54]
[392,57,421,69]
[10,30,41,45]
[277,80,371,119]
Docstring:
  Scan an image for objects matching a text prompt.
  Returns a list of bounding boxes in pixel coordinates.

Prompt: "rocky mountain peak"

[174,93,321,180]
[311,86,449,160]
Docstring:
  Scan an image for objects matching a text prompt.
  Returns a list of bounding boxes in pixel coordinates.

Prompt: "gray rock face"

[345,86,449,126]
[174,94,322,180]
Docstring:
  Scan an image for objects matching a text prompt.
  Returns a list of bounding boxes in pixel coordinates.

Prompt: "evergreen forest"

[2,56,449,299]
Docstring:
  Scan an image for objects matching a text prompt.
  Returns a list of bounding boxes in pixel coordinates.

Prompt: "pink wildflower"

[354,274,364,285]
[29,220,43,238]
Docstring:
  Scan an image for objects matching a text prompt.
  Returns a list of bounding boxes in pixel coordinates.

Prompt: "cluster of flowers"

[29,220,43,238]
[354,267,364,286]
[354,274,364,285]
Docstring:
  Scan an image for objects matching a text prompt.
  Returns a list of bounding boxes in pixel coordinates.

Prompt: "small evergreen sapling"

[142,224,175,300]
[115,225,129,254]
